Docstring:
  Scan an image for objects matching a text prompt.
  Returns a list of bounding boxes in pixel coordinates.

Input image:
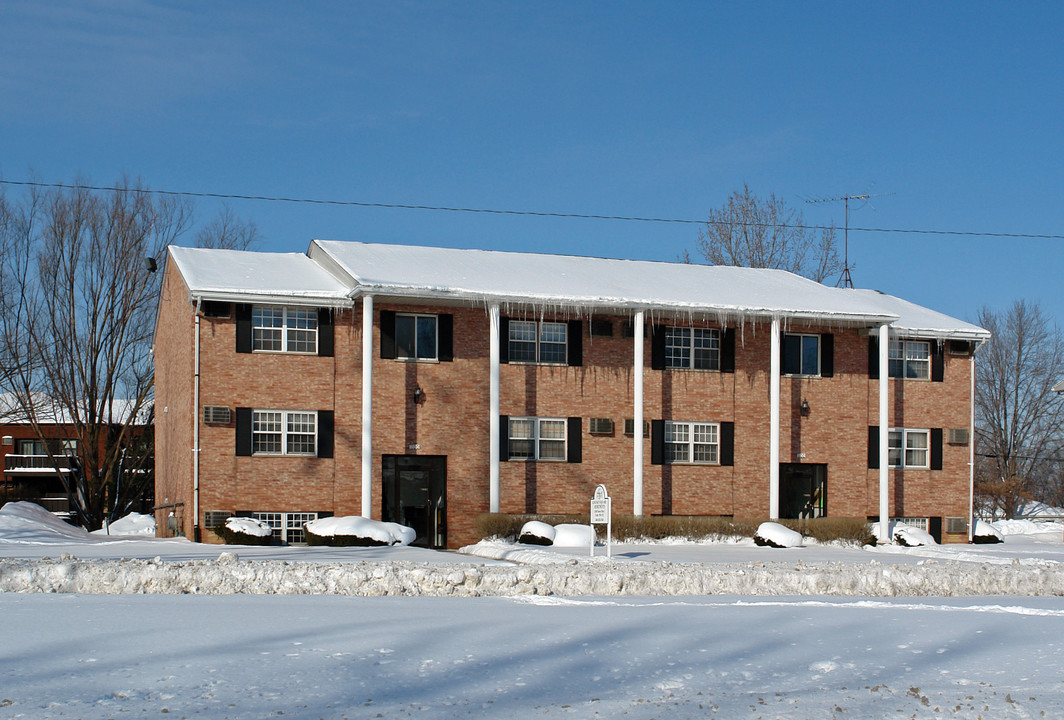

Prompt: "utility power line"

[2,178,1063,240]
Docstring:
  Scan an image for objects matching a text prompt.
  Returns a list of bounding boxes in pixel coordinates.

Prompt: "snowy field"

[2,503,1064,719]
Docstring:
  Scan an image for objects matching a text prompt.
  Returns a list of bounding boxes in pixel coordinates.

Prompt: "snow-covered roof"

[168,246,351,308]
[845,289,991,341]
[0,394,151,426]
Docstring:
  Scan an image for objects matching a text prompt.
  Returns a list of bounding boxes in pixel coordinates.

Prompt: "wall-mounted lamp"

[800,398,810,417]
[413,385,423,404]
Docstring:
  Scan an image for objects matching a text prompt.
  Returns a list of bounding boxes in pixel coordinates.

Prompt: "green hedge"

[476,513,876,546]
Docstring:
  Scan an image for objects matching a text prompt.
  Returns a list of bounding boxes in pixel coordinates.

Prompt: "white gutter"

[878,323,890,543]
[193,300,201,542]
[769,317,780,518]
[633,310,644,516]
[361,294,373,518]
[489,304,500,513]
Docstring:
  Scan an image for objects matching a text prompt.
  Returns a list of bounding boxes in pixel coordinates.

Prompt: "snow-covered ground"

[3,501,1064,718]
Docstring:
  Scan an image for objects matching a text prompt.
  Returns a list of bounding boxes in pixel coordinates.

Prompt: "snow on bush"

[892,523,937,547]
[552,523,595,547]
[0,501,93,543]
[518,520,556,546]
[304,516,415,546]
[91,512,157,537]
[753,522,803,548]
[226,517,273,537]
[972,519,1004,544]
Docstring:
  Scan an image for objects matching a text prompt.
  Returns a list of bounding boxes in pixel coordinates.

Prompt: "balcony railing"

[3,454,75,473]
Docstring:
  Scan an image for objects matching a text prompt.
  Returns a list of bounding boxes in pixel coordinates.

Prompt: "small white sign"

[590,499,610,524]
[590,484,612,558]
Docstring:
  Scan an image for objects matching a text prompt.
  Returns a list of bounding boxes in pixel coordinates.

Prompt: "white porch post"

[633,310,645,516]
[769,317,780,518]
[968,352,976,543]
[878,323,890,541]
[489,303,501,513]
[361,294,374,518]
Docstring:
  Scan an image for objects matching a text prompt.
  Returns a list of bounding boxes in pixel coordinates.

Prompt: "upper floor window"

[15,438,76,455]
[252,409,317,456]
[253,306,317,354]
[508,416,567,460]
[395,313,438,360]
[889,340,931,379]
[665,327,720,370]
[782,333,820,376]
[509,320,567,364]
[888,428,928,468]
[664,421,719,464]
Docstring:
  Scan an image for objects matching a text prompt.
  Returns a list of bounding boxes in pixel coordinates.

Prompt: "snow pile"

[993,518,1062,536]
[753,522,803,548]
[0,502,95,544]
[518,520,555,545]
[518,521,595,547]
[92,512,156,537]
[305,516,415,546]
[972,519,1004,544]
[893,524,936,547]
[225,516,272,537]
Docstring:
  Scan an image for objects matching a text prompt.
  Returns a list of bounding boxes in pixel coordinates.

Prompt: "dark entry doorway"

[779,463,827,519]
[383,455,446,548]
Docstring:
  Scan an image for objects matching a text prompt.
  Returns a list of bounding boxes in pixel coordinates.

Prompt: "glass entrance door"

[779,463,827,519]
[382,455,446,548]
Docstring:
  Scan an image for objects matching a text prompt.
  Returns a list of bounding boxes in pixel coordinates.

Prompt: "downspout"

[769,317,780,518]
[969,351,976,543]
[633,310,644,516]
[489,303,500,513]
[193,299,201,542]
[878,323,890,543]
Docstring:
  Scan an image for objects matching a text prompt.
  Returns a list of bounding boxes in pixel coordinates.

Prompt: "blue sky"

[2,1,1062,326]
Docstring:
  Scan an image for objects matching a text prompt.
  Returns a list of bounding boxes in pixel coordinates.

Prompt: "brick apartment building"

[153,240,989,547]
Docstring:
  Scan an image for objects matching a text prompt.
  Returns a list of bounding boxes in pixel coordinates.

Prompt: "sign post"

[589,484,612,558]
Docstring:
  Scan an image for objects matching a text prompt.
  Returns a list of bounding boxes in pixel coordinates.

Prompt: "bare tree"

[0,179,256,528]
[693,184,844,283]
[975,301,1064,518]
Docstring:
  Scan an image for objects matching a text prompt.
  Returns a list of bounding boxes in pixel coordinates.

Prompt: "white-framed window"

[508,417,567,460]
[252,410,317,456]
[252,511,319,544]
[664,421,719,464]
[665,327,720,370]
[252,306,318,353]
[395,313,438,360]
[888,428,929,468]
[782,333,820,376]
[892,516,929,532]
[889,339,931,379]
[509,320,567,363]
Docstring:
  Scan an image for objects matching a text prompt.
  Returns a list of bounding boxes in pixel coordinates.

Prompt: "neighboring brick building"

[153,241,989,547]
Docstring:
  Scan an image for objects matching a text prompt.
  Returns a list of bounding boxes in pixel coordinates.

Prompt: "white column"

[878,323,890,542]
[361,294,374,518]
[489,303,501,513]
[769,317,780,518]
[633,311,645,516]
[968,352,976,543]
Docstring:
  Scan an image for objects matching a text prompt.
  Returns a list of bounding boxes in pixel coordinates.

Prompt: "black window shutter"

[379,310,396,359]
[235,304,252,353]
[719,421,734,466]
[438,314,454,362]
[820,333,834,377]
[868,336,880,379]
[651,420,665,465]
[931,340,945,382]
[317,410,334,459]
[236,407,253,456]
[499,318,510,364]
[867,425,879,469]
[567,320,583,367]
[499,415,510,461]
[567,417,582,463]
[317,309,334,357]
[651,326,666,370]
[720,328,735,373]
[930,428,943,470]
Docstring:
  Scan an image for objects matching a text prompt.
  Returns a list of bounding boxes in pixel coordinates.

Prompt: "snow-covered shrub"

[92,512,156,537]
[973,520,1004,544]
[892,523,936,547]
[753,522,804,548]
[304,516,415,547]
[552,523,595,547]
[214,517,275,546]
[518,520,556,545]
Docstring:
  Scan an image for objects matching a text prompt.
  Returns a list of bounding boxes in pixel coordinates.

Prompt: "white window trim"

[508,320,568,364]
[252,409,318,456]
[508,416,568,461]
[253,305,318,354]
[782,332,821,377]
[394,312,439,362]
[664,420,720,465]
[665,326,721,370]
[889,339,931,380]
[251,511,319,544]
[888,427,930,469]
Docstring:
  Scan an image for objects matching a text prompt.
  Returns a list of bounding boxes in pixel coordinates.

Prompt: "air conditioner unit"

[203,406,232,424]
[947,428,970,445]
[947,340,972,356]
[624,419,650,438]
[589,418,614,435]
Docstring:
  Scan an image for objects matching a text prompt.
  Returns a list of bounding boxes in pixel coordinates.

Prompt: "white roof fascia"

[190,290,352,309]
[846,289,991,342]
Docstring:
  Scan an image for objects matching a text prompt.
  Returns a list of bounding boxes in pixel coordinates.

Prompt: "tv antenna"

[804,191,892,288]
